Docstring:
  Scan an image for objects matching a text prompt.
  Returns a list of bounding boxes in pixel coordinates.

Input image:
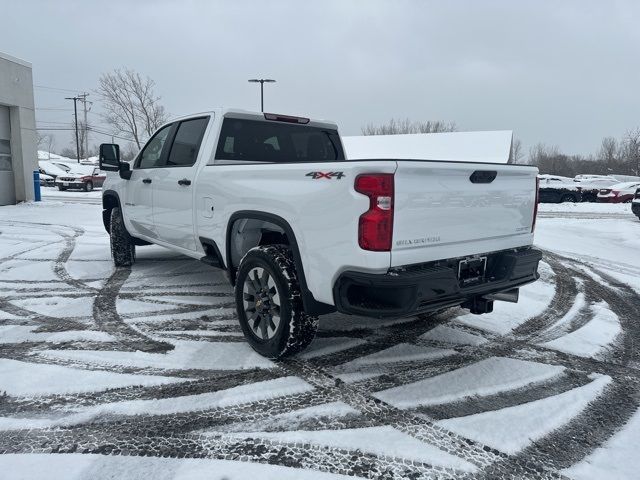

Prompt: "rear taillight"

[355,174,394,251]
[532,176,539,233]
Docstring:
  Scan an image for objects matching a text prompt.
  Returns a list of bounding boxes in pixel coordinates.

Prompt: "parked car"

[38,171,55,187]
[99,108,542,358]
[38,160,70,181]
[597,182,640,203]
[631,188,640,220]
[573,177,618,202]
[574,174,618,182]
[538,175,582,203]
[55,166,106,192]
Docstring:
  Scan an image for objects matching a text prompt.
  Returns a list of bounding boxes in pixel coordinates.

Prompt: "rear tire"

[110,207,136,267]
[235,245,318,358]
[58,186,66,191]
[560,194,576,203]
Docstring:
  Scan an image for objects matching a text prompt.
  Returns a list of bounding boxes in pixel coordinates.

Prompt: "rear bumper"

[333,247,542,318]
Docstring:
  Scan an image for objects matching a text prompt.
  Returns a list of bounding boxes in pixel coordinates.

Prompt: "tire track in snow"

[93,267,174,353]
[1,218,639,479]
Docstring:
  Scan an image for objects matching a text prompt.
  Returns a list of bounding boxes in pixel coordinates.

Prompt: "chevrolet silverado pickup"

[99,109,542,358]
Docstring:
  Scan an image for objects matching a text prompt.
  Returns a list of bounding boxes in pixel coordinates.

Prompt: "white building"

[0,51,37,205]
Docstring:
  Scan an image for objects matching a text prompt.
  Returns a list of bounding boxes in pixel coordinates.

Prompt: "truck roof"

[167,108,339,131]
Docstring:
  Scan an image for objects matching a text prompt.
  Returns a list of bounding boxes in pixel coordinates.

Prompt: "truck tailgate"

[391,161,538,267]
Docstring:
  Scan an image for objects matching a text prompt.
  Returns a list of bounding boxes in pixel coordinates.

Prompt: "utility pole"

[65,96,80,163]
[248,78,276,112]
[77,93,91,160]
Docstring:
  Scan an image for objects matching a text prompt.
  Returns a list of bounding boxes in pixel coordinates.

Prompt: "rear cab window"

[214,118,344,163]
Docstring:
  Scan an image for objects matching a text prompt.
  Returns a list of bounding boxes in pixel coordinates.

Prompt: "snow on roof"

[610,181,640,189]
[38,160,69,177]
[342,130,514,164]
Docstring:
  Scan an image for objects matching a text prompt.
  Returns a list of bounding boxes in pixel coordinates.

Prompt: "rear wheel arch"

[225,211,335,316]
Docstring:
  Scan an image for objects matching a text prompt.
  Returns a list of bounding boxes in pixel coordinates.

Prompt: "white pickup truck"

[99,108,542,358]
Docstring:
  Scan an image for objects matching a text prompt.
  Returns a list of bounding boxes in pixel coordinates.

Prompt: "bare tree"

[621,129,640,176]
[598,136,618,162]
[121,143,139,162]
[509,138,523,164]
[97,69,168,149]
[36,133,56,159]
[362,118,457,135]
[60,147,77,159]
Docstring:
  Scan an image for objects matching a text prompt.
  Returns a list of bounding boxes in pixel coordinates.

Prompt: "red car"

[55,167,106,192]
[597,181,640,203]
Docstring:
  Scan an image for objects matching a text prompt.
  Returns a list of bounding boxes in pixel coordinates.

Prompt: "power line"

[36,126,135,143]
[34,84,84,94]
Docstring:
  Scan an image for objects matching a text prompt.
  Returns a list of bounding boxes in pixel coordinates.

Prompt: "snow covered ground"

[0,199,638,479]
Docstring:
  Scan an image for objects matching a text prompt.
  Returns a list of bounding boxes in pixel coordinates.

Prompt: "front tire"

[84,181,93,192]
[235,245,318,358]
[110,207,136,267]
[58,186,67,191]
[560,194,576,203]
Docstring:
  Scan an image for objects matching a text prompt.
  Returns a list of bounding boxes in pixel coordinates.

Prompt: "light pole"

[248,78,276,112]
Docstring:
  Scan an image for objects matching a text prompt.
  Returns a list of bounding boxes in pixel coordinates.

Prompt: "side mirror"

[99,143,120,171]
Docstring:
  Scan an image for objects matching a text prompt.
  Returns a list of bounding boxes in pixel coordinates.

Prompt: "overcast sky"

[4,0,639,157]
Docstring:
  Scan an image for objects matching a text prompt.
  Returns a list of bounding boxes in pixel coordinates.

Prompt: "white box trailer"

[342,130,514,164]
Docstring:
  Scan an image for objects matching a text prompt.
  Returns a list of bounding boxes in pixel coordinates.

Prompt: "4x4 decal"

[306,171,345,180]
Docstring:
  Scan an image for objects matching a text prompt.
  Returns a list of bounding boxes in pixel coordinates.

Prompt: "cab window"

[137,124,172,169]
[165,117,209,167]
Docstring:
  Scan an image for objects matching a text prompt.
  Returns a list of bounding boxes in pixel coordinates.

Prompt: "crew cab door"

[124,123,174,239]
[152,116,210,251]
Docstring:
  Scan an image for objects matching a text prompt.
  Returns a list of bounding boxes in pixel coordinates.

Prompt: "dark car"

[55,167,106,192]
[538,176,582,203]
[632,188,640,220]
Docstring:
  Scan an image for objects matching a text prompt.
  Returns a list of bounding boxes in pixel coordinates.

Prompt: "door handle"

[142,178,152,184]
[178,178,192,186]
